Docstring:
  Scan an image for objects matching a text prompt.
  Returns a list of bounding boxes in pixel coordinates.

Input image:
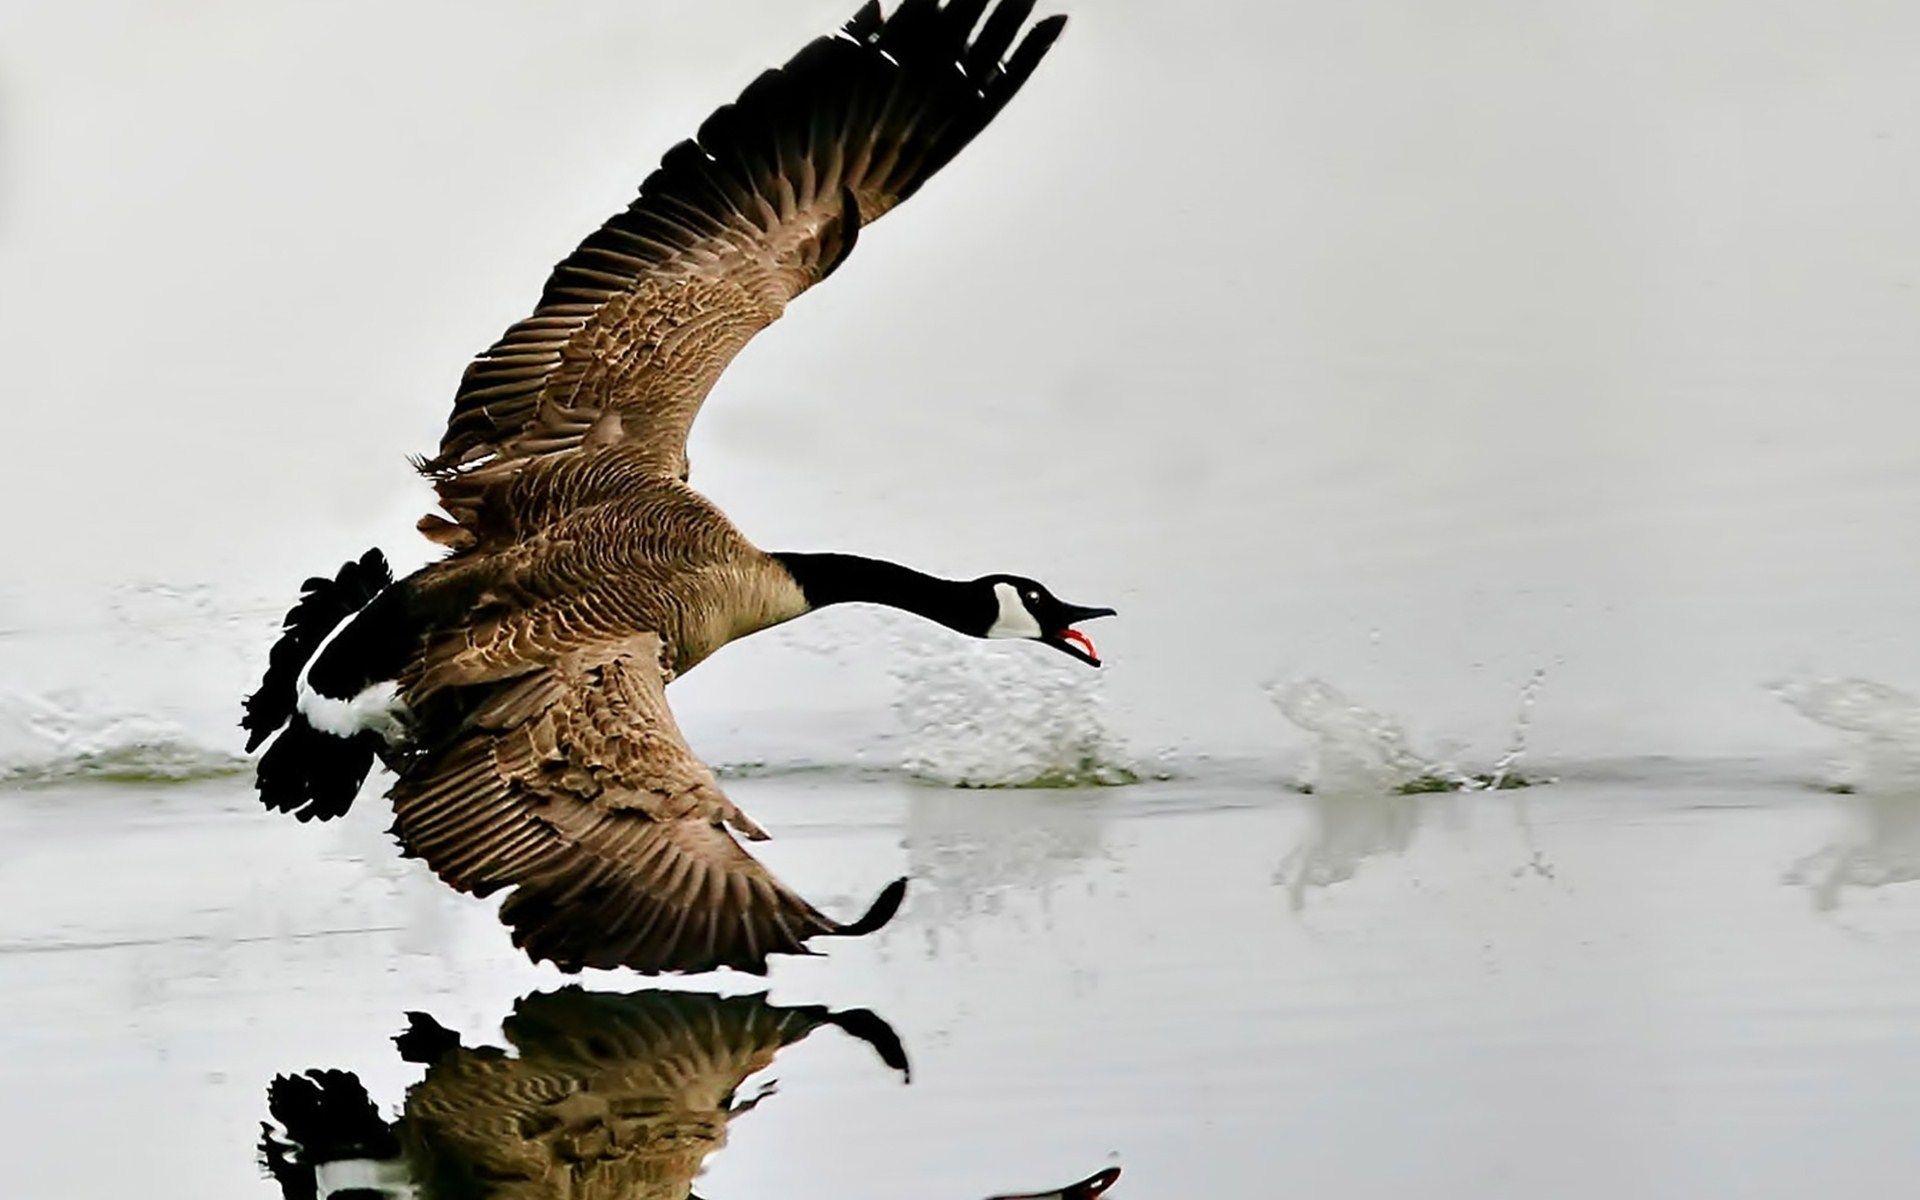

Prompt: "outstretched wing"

[388,635,904,974]
[418,0,1066,542]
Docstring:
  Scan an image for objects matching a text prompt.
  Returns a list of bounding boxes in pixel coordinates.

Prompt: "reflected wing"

[420,0,1066,539]
[401,989,906,1200]
[388,635,903,974]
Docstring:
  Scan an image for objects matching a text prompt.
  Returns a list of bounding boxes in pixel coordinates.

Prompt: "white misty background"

[1,0,1917,777]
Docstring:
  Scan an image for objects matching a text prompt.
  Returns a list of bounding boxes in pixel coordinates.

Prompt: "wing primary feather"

[845,0,885,39]
[966,0,1037,73]
[989,13,1067,107]
[834,876,909,937]
[418,0,1069,538]
[944,0,993,40]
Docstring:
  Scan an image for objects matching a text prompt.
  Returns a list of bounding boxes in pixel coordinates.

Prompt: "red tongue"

[1061,628,1099,662]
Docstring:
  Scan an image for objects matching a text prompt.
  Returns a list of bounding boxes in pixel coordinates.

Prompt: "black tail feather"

[245,548,392,823]
[259,1069,399,1191]
[241,548,392,752]
[256,720,380,823]
[835,876,909,937]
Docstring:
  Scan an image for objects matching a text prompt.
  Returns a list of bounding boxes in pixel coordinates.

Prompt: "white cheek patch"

[986,582,1043,639]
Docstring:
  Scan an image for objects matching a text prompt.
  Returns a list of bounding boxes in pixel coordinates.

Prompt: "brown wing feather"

[388,635,903,974]
[417,0,1067,538]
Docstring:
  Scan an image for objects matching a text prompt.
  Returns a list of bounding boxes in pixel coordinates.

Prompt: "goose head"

[976,575,1116,667]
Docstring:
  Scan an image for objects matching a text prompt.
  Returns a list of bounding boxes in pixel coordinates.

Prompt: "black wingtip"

[967,0,1038,73]
[824,1007,913,1081]
[838,875,908,937]
[994,11,1067,100]
[944,0,993,40]
[1024,12,1069,55]
[845,0,884,39]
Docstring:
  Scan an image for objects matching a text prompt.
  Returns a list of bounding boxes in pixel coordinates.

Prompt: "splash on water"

[1771,678,1920,910]
[1268,672,1545,795]
[0,691,247,785]
[0,581,269,786]
[889,628,1136,789]
[1268,679,1445,793]
[1266,673,1550,907]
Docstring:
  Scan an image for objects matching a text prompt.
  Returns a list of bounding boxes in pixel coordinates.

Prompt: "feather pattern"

[389,633,904,974]
[259,1,1066,976]
[416,0,1067,537]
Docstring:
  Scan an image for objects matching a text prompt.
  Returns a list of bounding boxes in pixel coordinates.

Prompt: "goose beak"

[1043,603,1116,668]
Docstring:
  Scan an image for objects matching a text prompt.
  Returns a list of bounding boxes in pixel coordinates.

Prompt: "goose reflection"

[259,987,1119,1199]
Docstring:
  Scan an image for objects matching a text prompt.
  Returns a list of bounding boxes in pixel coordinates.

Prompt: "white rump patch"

[986,581,1043,640]
[295,613,409,745]
[314,1156,417,1198]
[298,678,407,743]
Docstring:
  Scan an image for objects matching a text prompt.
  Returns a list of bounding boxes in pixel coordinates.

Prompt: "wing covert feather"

[418,1,1067,538]
[388,636,904,974]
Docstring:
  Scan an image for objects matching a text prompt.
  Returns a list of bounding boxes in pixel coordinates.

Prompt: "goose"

[239,0,1113,976]
[258,988,1122,1200]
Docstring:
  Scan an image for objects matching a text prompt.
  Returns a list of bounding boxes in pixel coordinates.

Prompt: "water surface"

[6,762,1919,1197]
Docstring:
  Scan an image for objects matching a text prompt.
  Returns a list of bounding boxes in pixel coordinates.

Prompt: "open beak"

[988,1167,1123,1200]
[1042,603,1117,668]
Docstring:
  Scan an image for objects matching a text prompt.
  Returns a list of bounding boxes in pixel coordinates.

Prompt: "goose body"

[241,0,1113,976]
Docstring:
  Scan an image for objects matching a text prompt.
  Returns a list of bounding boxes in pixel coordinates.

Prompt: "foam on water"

[1267,678,1445,793]
[0,581,268,786]
[1772,677,1920,909]
[1267,672,1545,794]
[0,690,246,784]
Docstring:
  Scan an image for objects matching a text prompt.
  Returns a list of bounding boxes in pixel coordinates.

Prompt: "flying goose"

[240,0,1113,976]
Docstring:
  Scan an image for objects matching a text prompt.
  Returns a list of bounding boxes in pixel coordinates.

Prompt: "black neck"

[773,553,986,636]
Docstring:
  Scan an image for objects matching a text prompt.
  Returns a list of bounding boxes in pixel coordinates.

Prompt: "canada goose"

[239,0,1113,975]
[258,987,909,1200]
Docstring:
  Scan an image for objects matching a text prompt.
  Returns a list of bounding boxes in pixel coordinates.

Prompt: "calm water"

[5,763,1919,1198]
